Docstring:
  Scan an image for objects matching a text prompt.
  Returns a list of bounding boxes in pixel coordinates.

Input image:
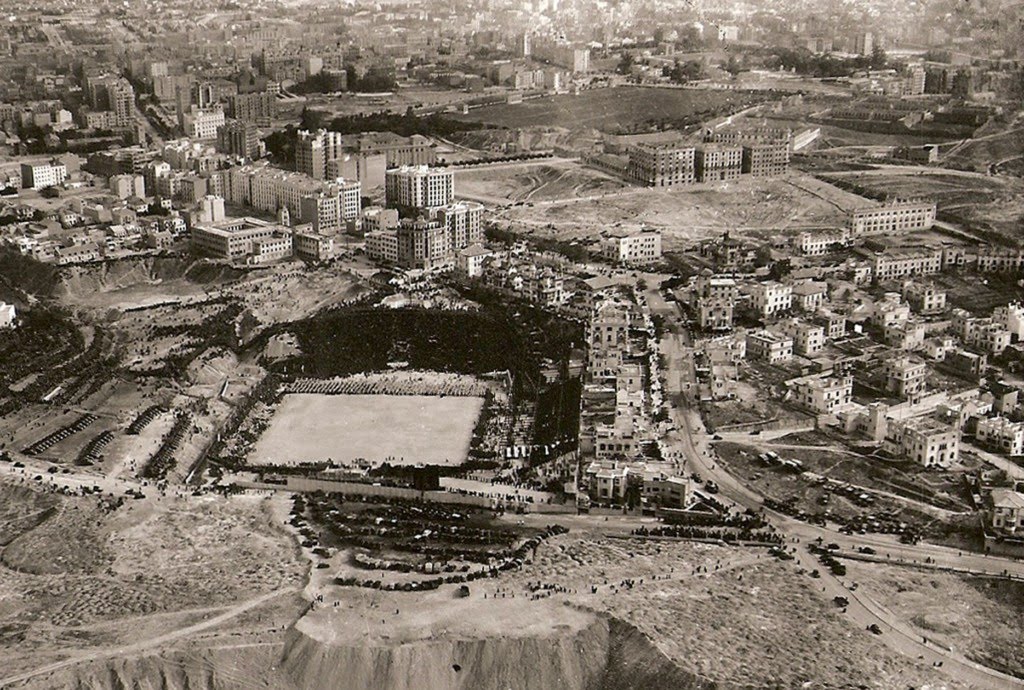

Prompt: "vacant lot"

[250,393,483,466]
[451,87,767,132]
[844,561,1024,679]
[494,173,856,251]
[455,161,628,205]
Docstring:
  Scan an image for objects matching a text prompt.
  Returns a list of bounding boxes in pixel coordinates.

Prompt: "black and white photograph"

[0,0,1022,687]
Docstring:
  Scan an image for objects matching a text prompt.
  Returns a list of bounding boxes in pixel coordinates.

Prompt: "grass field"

[451,87,765,132]
[250,393,483,466]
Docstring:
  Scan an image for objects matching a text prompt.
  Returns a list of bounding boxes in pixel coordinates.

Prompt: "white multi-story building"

[870,246,943,281]
[365,229,400,264]
[749,281,792,318]
[777,318,825,356]
[228,164,360,224]
[746,330,793,364]
[437,201,484,250]
[384,165,454,211]
[993,302,1024,341]
[602,229,662,265]
[797,230,848,256]
[181,107,225,140]
[20,161,67,190]
[191,217,292,262]
[976,416,1024,456]
[456,244,492,278]
[887,415,959,468]
[848,201,936,236]
[790,374,852,415]
[902,281,946,314]
[293,230,334,262]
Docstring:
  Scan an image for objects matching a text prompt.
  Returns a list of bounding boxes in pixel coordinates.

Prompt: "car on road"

[833,596,849,608]
[704,481,719,494]
[857,546,876,555]
[867,624,883,635]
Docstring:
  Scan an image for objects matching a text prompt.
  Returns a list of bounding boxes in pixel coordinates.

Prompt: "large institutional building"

[296,129,435,185]
[627,142,696,187]
[848,200,937,236]
[226,163,360,226]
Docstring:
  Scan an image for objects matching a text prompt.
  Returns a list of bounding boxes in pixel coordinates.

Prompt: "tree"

[617,52,635,75]
[870,44,888,70]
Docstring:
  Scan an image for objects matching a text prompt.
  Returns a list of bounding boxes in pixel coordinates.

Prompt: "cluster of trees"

[292,65,399,95]
[759,45,888,77]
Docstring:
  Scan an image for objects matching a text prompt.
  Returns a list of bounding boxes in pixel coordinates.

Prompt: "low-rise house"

[0,302,15,328]
[991,489,1024,534]
[792,281,828,311]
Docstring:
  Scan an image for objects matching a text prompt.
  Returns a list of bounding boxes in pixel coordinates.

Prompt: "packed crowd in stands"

[283,371,492,398]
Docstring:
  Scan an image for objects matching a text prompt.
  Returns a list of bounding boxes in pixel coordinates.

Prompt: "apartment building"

[643,475,692,510]
[746,330,793,364]
[694,144,742,182]
[228,164,360,223]
[993,303,1024,340]
[952,309,1012,355]
[20,161,67,190]
[180,107,225,140]
[228,91,275,125]
[976,246,1024,273]
[293,230,334,262]
[695,273,737,331]
[882,355,927,400]
[385,165,454,212]
[790,374,852,415]
[749,281,792,318]
[362,207,400,234]
[602,229,662,265]
[589,299,632,382]
[456,244,492,279]
[436,201,484,250]
[627,142,695,187]
[216,119,262,160]
[777,318,825,356]
[741,143,790,177]
[870,246,943,281]
[798,230,848,256]
[397,218,451,271]
[848,201,936,236]
[814,309,847,341]
[902,281,946,314]
[365,229,399,264]
[705,126,792,146]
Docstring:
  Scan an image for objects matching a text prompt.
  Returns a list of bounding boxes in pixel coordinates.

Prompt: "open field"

[493,173,862,251]
[302,534,962,689]
[250,393,484,466]
[0,484,304,680]
[843,561,1024,679]
[450,87,768,132]
[455,161,628,205]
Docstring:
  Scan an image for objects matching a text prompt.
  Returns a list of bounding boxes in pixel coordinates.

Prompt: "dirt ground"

[0,484,304,679]
[250,393,484,467]
[455,160,628,205]
[843,560,1024,679]
[492,172,859,252]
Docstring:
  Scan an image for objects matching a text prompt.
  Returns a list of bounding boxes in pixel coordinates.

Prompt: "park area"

[450,86,770,133]
[249,393,484,467]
